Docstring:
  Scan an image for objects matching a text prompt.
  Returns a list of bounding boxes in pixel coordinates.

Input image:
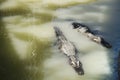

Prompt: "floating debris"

[72,22,112,48]
[54,27,84,75]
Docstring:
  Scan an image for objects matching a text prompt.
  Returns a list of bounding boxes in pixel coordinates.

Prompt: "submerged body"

[54,27,84,75]
[72,22,112,48]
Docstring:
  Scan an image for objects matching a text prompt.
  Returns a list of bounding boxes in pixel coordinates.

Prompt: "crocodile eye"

[77,61,82,67]
[70,61,76,67]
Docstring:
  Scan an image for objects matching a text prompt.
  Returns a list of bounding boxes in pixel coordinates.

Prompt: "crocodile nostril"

[78,71,84,75]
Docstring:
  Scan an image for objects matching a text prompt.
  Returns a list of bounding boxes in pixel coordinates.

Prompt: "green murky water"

[0,0,118,80]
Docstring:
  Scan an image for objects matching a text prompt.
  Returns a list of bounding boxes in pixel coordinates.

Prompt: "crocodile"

[54,26,84,75]
[72,22,112,48]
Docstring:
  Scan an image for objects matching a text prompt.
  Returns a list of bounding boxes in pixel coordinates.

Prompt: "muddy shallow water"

[0,0,120,80]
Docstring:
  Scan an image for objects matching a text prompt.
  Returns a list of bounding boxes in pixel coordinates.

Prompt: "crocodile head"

[69,56,84,75]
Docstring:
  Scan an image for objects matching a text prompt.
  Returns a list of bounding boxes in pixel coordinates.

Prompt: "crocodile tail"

[54,27,63,36]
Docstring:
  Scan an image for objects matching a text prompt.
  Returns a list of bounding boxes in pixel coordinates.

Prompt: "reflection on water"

[0,0,119,80]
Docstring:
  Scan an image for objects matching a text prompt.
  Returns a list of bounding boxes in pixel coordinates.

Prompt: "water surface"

[0,0,120,80]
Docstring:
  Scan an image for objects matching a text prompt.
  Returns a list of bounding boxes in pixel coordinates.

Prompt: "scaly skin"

[54,27,84,75]
[72,22,112,48]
